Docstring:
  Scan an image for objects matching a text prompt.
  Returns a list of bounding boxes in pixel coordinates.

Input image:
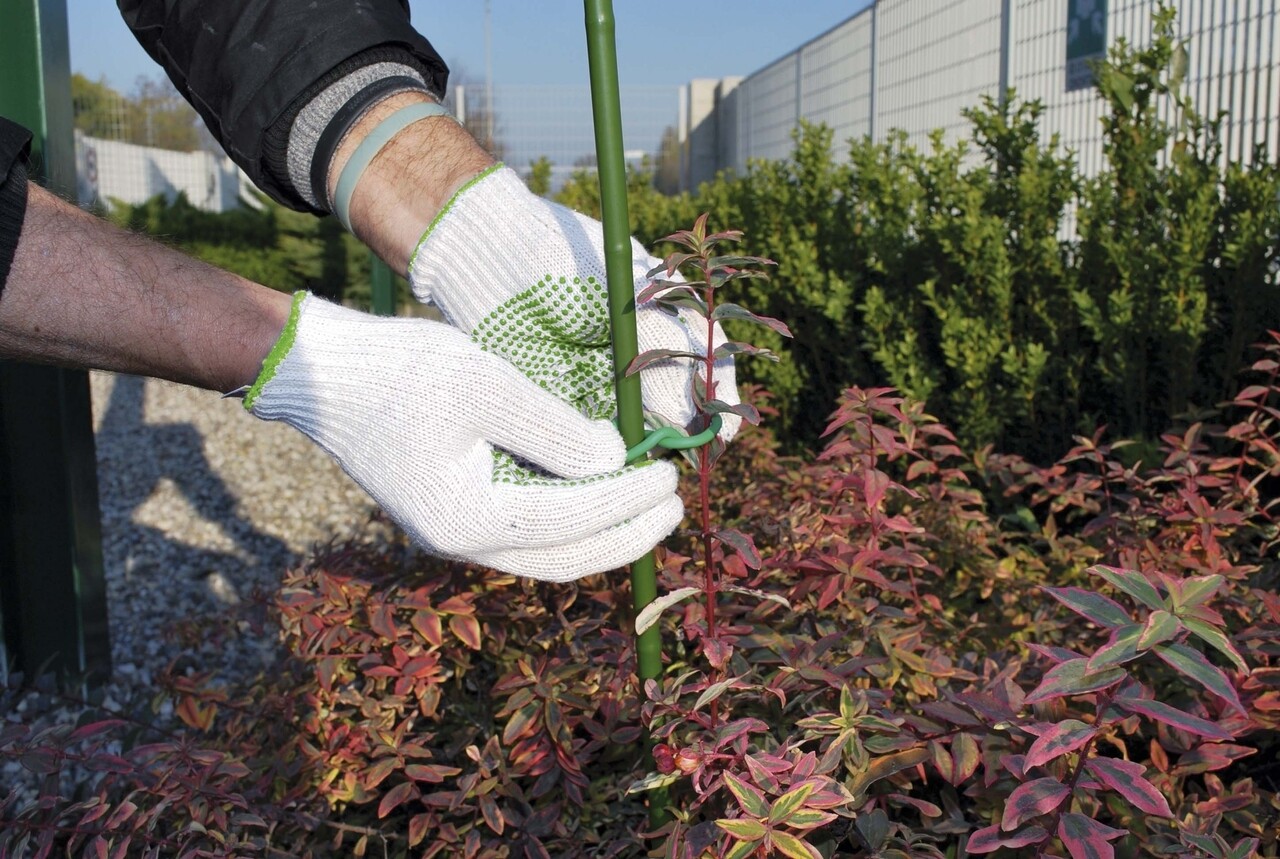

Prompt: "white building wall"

[76,133,242,212]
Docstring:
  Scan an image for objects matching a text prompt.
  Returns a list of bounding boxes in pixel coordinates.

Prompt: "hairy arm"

[328,90,496,273]
[0,183,291,392]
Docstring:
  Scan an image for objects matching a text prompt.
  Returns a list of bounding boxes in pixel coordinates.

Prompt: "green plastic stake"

[583,0,669,825]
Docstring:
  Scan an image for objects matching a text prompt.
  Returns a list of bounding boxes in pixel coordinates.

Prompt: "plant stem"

[700,277,718,645]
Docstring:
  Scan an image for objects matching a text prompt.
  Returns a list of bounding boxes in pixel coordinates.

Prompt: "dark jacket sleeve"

[0,117,33,298]
[117,0,449,209]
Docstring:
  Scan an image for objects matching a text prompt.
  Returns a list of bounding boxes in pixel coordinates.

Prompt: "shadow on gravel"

[96,374,294,605]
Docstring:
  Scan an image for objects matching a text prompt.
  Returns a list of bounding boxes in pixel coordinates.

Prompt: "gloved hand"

[243,293,683,580]
[407,165,740,441]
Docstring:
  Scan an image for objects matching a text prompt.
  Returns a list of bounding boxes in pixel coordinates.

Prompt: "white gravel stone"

[4,370,394,800]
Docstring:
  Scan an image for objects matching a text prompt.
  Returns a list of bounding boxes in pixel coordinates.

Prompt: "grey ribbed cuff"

[286,62,428,210]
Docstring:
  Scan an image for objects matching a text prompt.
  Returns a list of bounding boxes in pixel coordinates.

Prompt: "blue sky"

[69,1,873,92]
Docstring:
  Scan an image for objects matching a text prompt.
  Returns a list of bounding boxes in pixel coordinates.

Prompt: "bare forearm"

[0,184,291,392]
[331,91,496,274]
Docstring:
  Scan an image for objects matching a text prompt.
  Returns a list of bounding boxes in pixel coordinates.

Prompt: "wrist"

[330,92,494,274]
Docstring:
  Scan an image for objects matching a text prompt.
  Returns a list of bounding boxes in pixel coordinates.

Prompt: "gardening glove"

[407,164,741,442]
[242,293,683,580]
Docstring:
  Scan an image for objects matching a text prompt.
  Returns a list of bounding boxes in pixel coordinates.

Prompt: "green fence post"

[0,0,111,689]
[584,0,670,826]
[370,253,396,316]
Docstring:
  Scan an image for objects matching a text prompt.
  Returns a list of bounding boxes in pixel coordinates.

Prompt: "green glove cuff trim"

[243,291,307,411]
[407,162,505,277]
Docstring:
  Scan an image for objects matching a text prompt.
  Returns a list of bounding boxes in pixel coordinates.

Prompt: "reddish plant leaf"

[1152,641,1245,714]
[714,528,762,569]
[704,398,762,426]
[1025,719,1098,768]
[1090,566,1165,612]
[448,614,482,650]
[1024,659,1126,705]
[408,814,432,847]
[1043,587,1132,628]
[626,348,705,377]
[952,732,981,784]
[1084,757,1173,817]
[711,303,794,338]
[378,781,418,819]
[1001,777,1070,831]
[1058,812,1126,859]
[1117,697,1232,739]
[715,341,779,362]
[966,824,1006,854]
[1172,743,1256,775]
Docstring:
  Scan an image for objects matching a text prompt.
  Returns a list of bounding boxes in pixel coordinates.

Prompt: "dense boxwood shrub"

[559,9,1280,463]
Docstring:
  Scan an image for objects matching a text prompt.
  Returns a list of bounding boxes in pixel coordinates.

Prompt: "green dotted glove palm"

[407,165,739,448]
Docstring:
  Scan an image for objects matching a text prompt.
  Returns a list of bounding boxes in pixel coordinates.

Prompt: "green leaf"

[634,586,700,635]
[768,782,816,824]
[1044,586,1132,628]
[786,809,838,830]
[714,341,779,362]
[711,303,794,338]
[1167,574,1224,613]
[723,585,791,610]
[722,771,769,817]
[1136,610,1181,650]
[723,840,758,859]
[716,818,768,840]
[1152,642,1245,714]
[770,831,821,859]
[624,770,682,794]
[1090,566,1165,611]
[1086,624,1145,671]
[695,676,737,710]
[1169,43,1189,89]
[1181,617,1248,672]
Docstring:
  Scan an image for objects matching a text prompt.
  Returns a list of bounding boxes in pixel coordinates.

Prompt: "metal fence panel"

[799,12,875,158]
[701,0,1280,187]
[873,0,1004,151]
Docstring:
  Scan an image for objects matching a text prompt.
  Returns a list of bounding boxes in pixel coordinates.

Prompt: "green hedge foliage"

[560,9,1280,462]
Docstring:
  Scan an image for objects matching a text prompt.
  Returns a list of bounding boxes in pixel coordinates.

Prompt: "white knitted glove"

[243,294,683,580]
[407,165,740,441]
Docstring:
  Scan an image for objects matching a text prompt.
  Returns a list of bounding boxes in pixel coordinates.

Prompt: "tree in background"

[526,156,552,197]
[654,124,682,195]
[71,73,201,151]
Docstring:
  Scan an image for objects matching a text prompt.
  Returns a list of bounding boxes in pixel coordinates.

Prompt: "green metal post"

[370,254,396,316]
[584,0,662,689]
[584,0,671,825]
[0,0,111,688]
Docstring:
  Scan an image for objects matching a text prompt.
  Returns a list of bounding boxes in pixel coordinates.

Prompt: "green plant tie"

[625,415,722,463]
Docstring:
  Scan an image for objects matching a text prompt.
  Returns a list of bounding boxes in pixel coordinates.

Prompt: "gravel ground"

[3,370,391,795]
[89,369,382,685]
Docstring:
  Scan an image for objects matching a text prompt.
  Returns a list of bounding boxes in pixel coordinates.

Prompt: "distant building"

[75,132,247,213]
[679,0,1280,190]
